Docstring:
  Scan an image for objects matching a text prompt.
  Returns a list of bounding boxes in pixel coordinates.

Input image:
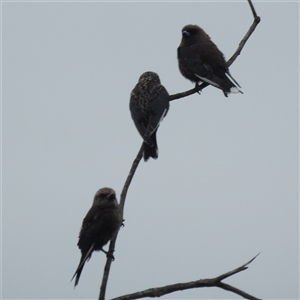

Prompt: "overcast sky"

[2,1,299,299]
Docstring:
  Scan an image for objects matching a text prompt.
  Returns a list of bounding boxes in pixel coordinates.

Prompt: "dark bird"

[177,24,242,97]
[71,187,122,287]
[130,71,169,161]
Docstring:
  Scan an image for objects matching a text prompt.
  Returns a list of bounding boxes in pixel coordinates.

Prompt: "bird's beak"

[182,30,191,37]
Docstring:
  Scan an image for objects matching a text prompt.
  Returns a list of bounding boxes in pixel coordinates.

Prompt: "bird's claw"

[107,251,115,261]
[101,248,115,261]
[195,83,202,94]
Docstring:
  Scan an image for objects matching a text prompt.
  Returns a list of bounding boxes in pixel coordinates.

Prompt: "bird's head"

[138,71,161,85]
[181,24,210,43]
[93,187,117,204]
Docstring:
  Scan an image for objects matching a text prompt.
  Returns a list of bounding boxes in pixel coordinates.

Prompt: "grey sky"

[2,1,299,299]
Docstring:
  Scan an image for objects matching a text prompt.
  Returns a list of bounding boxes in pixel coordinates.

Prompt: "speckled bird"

[130,71,169,161]
[178,24,242,97]
[71,187,122,287]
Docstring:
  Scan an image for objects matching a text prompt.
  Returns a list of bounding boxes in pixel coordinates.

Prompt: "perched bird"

[71,187,122,287]
[177,24,242,97]
[130,71,169,161]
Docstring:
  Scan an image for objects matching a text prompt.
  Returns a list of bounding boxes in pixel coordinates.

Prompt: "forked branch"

[110,254,261,300]
[98,1,261,299]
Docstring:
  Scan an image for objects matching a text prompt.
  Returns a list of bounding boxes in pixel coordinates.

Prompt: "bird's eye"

[182,30,191,37]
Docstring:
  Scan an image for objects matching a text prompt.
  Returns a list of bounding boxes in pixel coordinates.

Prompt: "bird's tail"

[71,244,94,287]
[71,261,84,288]
[143,131,158,162]
[225,73,243,95]
[194,72,242,96]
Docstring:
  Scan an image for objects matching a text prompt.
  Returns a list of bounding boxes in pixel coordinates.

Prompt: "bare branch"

[99,144,144,300]
[247,0,259,19]
[217,282,261,300]
[215,252,260,282]
[110,254,261,300]
[98,1,261,299]
[169,84,207,102]
[227,1,261,67]
[119,144,144,210]
[169,0,261,102]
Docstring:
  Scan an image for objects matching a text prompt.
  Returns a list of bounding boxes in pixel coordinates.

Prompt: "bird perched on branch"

[130,71,169,161]
[71,187,122,287]
[177,24,242,97]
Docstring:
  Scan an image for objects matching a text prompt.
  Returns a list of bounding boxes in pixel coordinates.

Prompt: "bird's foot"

[195,83,202,94]
[101,248,115,261]
[121,219,125,227]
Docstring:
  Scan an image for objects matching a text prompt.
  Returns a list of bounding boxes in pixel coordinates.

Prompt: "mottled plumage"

[130,71,169,161]
[71,187,122,287]
[177,24,242,97]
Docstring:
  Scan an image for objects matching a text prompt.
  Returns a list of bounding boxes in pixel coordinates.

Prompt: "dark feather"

[130,71,169,161]
[71,188,122,287]
[178,24,242,97]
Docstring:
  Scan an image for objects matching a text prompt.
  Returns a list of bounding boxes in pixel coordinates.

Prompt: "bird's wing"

[194,72,221,88]
[80,206,101,232]
[179,43,228,89]
[129,102,147,135]
[79,204,122,250]
[130,99,155,147]
[191,44,242,92]
[145,89,169,139]
[186,56,223,88]
[78,206,107,250]
[190,58,211,79]
[178,46,210,77]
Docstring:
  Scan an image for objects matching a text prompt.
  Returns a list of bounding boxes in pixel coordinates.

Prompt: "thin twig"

[169,0,261,102]
[227,0,261,67]
[99,144,144,300]
[247,0,259,19]
[119,144,144,210]
[217,282,261,300]
[215,252,260,282]
[110,254,261,300]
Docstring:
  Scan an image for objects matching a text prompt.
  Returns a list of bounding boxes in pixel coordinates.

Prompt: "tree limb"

[110,254,261,300]
[98,1,261,299]
[169,0,261,102]
[99,144,144,300]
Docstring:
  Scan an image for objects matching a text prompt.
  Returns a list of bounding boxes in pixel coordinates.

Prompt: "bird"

[130,71,170,161]
[177,24,242,97]
[71,187,122,287]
